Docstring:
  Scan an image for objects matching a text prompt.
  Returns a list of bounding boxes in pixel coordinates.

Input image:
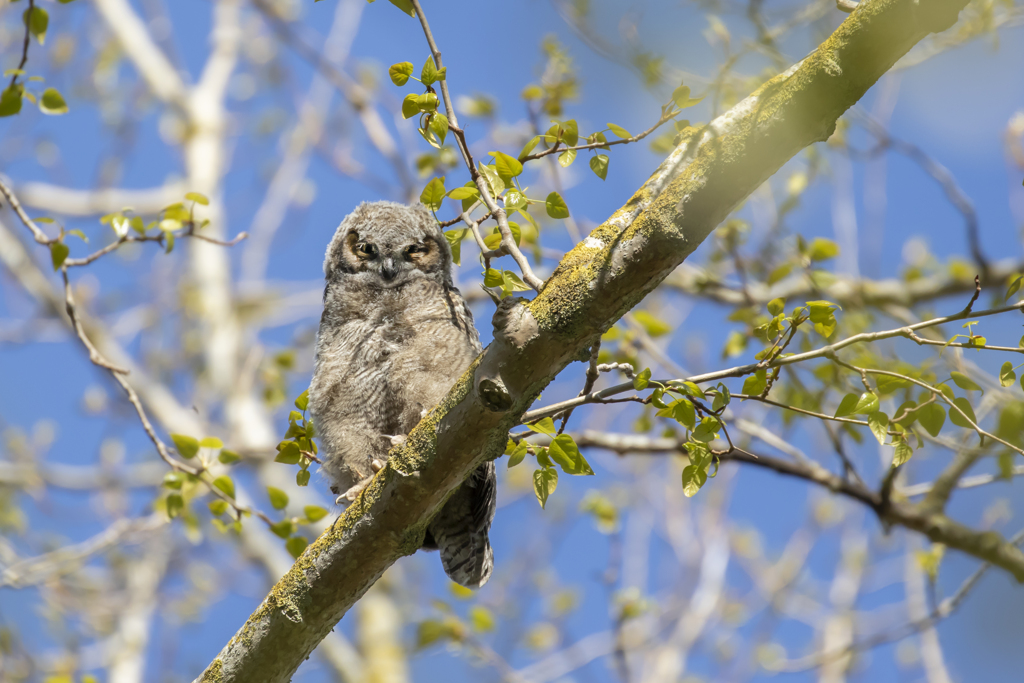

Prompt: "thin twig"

[8,0,34,90]
[408,0,544,291]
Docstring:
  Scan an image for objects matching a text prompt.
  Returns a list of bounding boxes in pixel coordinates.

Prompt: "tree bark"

[195,0,970,679]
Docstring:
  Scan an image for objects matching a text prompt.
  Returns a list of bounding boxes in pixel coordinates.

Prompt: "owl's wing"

[427,461,497,588]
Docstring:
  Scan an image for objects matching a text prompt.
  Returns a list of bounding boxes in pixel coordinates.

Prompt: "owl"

[308,201,497,588]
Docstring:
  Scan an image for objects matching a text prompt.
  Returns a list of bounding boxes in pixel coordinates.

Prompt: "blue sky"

[2,0,1024,681]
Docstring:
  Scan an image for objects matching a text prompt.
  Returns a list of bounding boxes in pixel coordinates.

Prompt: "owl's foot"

[387,434,407,447]
[334,460,386,505]
[337,476,372,505]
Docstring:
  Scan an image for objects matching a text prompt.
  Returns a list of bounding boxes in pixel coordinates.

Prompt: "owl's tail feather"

[427,461,497,588]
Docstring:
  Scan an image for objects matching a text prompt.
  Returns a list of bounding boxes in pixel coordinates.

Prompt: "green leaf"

[507,440,529,468]
[213,475,235,499]
[948,397,978,429]
[545,191,569,219]
[1006,275,1022,301]
[166,493,184,518]
[185,191,209,205]
[607,122,632,139]
[1000,361,1016,387]
[691,416,721,443]
[918,403,946,437]
[286,536,309,559]
[671,85,705,109]
[275,441,301,465]
[420,55,445,85]
[527,417,557,435]
[296,469,311,487]
[492,150,523,181]
[267,487,289,510]
[893,440,913,467]
[658,399,696,430]
[389,61,415,86]
[444,228,466,265]
[894,400,918,428]
[834,393,858,418]
[49,241,68,270]
[270,519,294,539]
[742,369,767,396]
[200,436,223,449]
[208,500,229,516]
[681,464,707,497]
[633,367,652,390]
[589,154,609,180]
[852,391,879,415]
[39,88,67,115]
[807,237,839,261]
[420,177,446,211]
[547,434,593,475]
[163,472,184,490]
[474,164,502,199]
[504,189,527,211]
[446,186,478,200]
[217,450,240,465]
[867,411,889,445]
[519,135,540,159]
[533,467,558,508]
[767,298,785,316]
[483,267,505,288]
[401,94,420,119]
[0,85,23,117]
[294,390,309,411]
[24,6,48,45]
[469,605,495,632]
[171,434,200,459]
[558,148,577,168]
[387,0,416,16]
[417,92,439,113]
[633,311,672,337]
[304,505,329,522]
[950,371,982,392]
[428,112,448,146]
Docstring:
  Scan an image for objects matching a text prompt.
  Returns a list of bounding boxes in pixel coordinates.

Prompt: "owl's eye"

[404,243,427,257]
[355,242,378,258]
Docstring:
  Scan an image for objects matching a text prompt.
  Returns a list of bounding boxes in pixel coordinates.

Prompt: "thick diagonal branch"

[195,1,973,680]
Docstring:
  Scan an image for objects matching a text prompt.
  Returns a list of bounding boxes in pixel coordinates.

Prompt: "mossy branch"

[195,0,971,679]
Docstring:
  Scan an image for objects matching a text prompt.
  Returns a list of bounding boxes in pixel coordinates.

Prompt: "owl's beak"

[381,257,399,281]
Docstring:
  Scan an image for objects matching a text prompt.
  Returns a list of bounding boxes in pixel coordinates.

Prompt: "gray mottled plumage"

[308,201,496,588]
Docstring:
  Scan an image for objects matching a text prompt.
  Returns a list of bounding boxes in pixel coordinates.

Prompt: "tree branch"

[195,1,975,678]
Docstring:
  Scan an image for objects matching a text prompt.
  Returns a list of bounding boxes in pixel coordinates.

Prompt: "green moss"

[199,658,223,683]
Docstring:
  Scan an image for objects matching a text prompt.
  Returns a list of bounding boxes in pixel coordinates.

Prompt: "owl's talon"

[371,458,385,472]
[388,434,407,447]
[340,476,373,503]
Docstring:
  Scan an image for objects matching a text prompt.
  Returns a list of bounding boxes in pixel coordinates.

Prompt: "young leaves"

[389,61,415,86]
[545,192,569,219]
[534,468,558,508]
[420,177,446,211]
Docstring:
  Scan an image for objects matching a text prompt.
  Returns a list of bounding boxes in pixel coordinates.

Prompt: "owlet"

[308,201,496,587]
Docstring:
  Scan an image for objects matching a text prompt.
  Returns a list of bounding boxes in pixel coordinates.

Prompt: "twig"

[557,340,602,436]
[8,0,34,90]
[0,175,54,245]
[439,210,491,229]
[522,299,1024,423]
[409,0,544,291]
[519,110,679,163]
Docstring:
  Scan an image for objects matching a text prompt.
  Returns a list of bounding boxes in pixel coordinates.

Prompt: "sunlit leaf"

[545,191,569,219]
[267,487,289,510]
[533,467,558,508]
[171,434,200,459]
